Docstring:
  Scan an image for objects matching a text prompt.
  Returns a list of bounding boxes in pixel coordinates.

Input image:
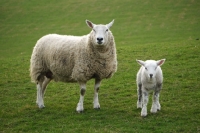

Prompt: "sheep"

[136,59,165,117]
[30,20,117,112]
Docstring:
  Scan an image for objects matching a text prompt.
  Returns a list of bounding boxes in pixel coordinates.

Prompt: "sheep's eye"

[93,29,96,32]
[145,67,148,70]
[155,67,157,70]
[106,29,108,32]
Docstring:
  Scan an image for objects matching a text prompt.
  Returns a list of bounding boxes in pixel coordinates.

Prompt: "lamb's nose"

[150,74,153,78]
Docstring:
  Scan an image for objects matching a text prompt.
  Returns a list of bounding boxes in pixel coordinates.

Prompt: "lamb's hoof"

[141,113,147,117]
[141,108,147,117]
[150,111,157,114]
[137,102,142,109]
[150,108,157,114]
[141,112,147,117]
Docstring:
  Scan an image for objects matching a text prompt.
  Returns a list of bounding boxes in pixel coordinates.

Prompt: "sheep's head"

[136,59,165,80]
[86,20,114,46]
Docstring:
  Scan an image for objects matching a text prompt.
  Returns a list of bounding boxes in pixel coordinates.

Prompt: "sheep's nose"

[150,74,153,78]
[97,37,103,43]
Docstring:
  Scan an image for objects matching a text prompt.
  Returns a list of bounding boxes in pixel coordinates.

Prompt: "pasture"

[0,0,200,132]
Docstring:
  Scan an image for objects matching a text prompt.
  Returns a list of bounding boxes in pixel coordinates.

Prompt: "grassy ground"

[0,0,200,132]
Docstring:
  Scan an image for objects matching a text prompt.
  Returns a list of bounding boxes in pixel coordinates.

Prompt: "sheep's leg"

[137,83,142,108]
[141,90,148,117]
[36,83,40,106]
[93,79,101,109]
[41,77,51,100]
[36,76,51,108]
[76,82,86,113]
[151,84,162,113]
[36,76,45,108]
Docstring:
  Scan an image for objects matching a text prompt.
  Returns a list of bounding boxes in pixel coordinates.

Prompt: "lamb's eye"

[106,29,108,32]
[145,67,148,70]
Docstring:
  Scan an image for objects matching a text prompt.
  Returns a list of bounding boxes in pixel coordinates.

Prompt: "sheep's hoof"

[94,107,100,110]
[77,110,84,113]
[76,107,84,113]
[38,105,45,109]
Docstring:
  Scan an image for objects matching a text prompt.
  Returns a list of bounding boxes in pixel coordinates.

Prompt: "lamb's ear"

[157,59,166,66]
[136,59,145,66]
[86,20,95,29]
[107,19,114,29]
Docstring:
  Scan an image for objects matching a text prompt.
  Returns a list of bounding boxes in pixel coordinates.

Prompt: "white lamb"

[136,59,165,117]
[30,20,117,112]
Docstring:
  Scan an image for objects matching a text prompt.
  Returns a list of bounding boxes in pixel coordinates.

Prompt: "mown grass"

[0,0,200,132]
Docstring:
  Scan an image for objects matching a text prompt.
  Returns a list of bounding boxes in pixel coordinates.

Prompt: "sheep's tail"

[30,44,45,83]
[30,54,39,83]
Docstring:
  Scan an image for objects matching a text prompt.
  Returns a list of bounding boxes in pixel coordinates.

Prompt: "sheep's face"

[136,59,165,80]
[86,20,114,46]
[92,25,109,45]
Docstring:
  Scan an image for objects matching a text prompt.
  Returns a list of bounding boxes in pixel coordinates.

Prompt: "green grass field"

[0,0,200,132]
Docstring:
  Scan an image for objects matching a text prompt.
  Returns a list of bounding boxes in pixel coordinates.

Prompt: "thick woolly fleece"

[30,30,117,83]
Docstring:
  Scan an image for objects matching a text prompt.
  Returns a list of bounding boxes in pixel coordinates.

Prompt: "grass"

[0,0,200,132]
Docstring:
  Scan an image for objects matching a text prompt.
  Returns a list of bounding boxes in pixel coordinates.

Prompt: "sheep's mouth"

[97,42,103,45]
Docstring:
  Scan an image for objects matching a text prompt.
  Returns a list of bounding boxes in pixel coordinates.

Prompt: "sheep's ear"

[107,19,114,29]
[136,59,145,66]
[157,59,165,66]
[86,20,95,29]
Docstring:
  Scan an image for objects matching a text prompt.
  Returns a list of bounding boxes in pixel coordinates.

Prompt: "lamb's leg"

[76,82,86,113]
[151,84,162,113]
[141,90,149,117]
[137,83,142,108]
[93,78,101,109]
[150,91,160,113]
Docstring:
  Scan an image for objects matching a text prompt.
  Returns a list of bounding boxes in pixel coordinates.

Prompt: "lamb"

[30,20,117,112]
[136,59,165,117]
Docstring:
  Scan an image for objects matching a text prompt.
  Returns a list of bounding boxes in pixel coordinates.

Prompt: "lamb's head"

[86,20,114,46]
[136,59,165,80]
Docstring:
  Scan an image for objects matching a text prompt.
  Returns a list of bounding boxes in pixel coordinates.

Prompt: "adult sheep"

[30,20,117,112]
